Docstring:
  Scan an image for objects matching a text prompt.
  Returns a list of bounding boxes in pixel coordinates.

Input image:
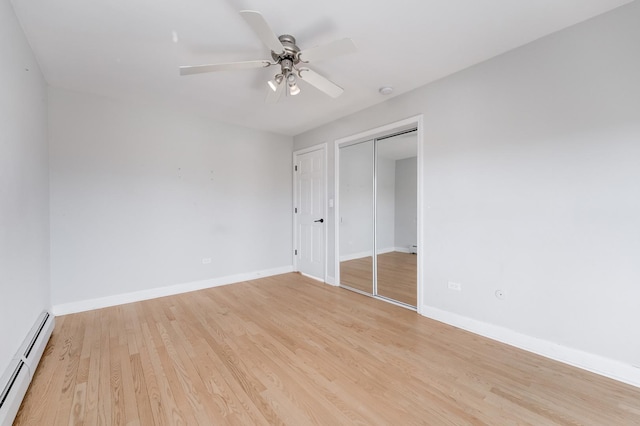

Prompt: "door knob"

[314,218,324,223]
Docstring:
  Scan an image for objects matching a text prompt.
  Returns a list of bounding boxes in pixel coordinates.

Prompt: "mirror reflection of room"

[338,131,417,307]
[376,132,417,307]
[338,140,374,294]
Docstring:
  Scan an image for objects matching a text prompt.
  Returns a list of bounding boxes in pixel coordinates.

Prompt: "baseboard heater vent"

[0,311,55,426]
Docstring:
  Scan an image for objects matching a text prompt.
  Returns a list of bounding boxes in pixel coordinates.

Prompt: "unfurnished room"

[1,0,640,424]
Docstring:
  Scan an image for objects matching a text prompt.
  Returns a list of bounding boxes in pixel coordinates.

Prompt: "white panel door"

[295,148,325,280]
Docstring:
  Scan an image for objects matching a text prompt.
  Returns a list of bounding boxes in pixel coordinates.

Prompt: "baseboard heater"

[0,311,55,426]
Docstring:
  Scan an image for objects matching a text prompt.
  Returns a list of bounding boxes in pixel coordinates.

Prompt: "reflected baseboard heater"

[0,311,55,426]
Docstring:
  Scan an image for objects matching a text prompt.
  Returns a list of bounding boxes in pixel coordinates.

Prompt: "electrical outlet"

[202,258,212,264]
[495,289,506,300]
[447,281,461,291]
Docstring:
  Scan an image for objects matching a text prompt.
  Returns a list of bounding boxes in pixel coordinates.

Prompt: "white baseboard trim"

[420,304,640,389]
[325,275,337,286]
[339,247,398,262]
[52,265,294,316]
[299,271,324,283]
[339,250,372,262]
[394,246,411,254]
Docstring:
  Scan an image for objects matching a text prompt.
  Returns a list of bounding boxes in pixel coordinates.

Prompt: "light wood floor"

[16,273,640,425]
[340,251,417,306]
[339,256,373,293]
[377,251,417,306]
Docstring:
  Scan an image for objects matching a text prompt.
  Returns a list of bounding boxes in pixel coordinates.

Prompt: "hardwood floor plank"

[108,314,126,425]
[96,310,112,425]
[134,328,166,426]
[15,273,640,425]
[68,382,86,426]
[128,352,154,426]
[116,338,140,425]
[140,317,190,425]
[54,314,85,426]
[83,311,102,425]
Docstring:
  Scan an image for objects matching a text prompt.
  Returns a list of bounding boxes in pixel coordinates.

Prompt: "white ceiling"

[11,0,632,136]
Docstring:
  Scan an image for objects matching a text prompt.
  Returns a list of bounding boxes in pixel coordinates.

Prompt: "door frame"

[292,143,328,282]
[334,115,424,314]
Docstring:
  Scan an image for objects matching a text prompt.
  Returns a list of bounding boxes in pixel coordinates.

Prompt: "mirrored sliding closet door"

[338,140,374,295]
[338,130,417,308]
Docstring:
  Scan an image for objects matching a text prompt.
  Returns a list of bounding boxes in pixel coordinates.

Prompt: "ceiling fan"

[179,10,357,103]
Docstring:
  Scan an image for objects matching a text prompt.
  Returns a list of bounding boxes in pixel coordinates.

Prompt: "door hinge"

[294,207,298,213]
[294,249,298,255]
[294,165,298,171]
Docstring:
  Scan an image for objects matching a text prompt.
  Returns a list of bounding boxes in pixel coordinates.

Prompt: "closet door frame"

[334,115,424,314]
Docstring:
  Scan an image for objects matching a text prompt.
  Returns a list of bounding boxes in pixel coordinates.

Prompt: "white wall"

[338,141,373,259]
[394,157,417,250]
[49,88,293,307]
[376,156,396,252]
[0,0,50,376]
[295,1,640,372]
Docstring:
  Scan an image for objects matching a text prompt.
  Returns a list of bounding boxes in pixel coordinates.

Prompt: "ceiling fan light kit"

[267,76,282,92]
[179,10,357,103]
[286,73,300,96]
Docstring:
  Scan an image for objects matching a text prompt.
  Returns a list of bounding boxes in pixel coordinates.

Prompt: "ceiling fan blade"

[298,68,344,98]
[298,38,357,63]
[239,10,285,55]
[179,60,271,76]
[265,80,284,103]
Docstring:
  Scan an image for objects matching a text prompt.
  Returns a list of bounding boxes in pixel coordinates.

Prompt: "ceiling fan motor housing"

[272,34,301,64]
